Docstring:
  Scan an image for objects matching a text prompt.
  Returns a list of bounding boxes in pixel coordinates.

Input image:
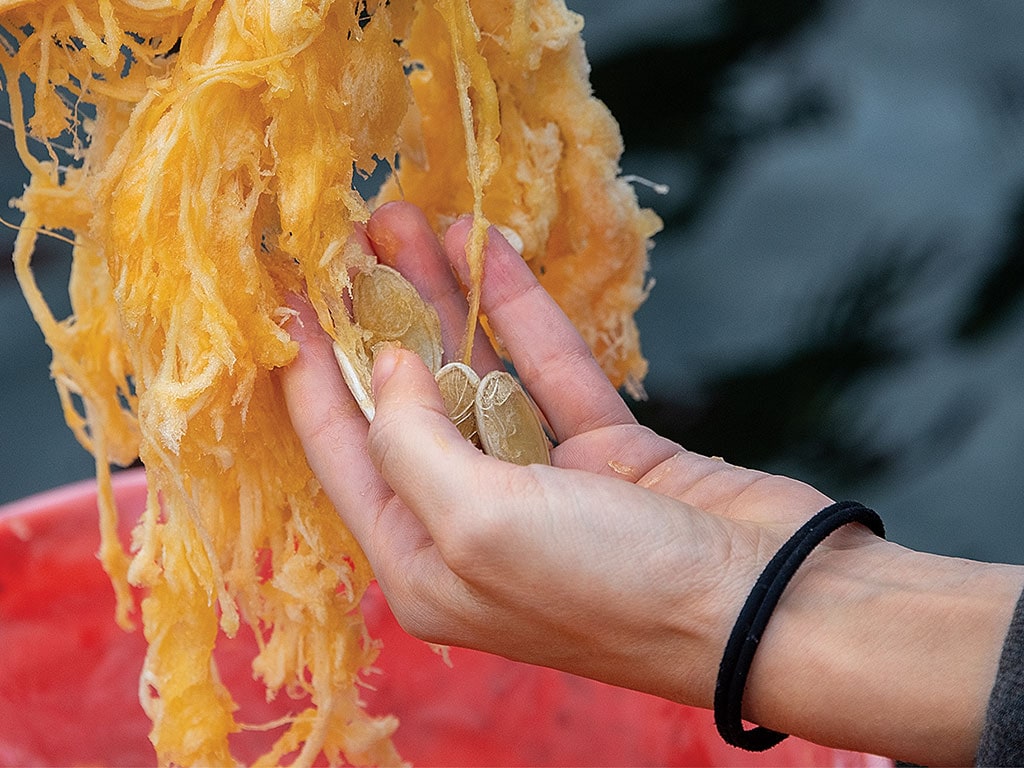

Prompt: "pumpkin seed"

[435,362,482,446]
[474,370,551,466]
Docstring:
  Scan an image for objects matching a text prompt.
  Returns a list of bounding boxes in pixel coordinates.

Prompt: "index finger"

[443,218,636,442]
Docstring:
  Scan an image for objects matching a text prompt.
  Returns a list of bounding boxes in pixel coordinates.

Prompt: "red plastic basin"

[0,470,889,766]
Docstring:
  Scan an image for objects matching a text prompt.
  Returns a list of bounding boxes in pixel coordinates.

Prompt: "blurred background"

[2,0,1022,564]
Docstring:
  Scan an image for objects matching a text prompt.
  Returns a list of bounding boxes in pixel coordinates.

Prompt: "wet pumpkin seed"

[435,362,481,446]
[352,264,443,374]
[475,370,551,466]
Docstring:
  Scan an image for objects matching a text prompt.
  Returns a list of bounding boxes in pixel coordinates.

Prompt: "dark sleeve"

[975,586,1024,767]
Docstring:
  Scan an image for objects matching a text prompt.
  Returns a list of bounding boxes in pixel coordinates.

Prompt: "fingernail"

[371,345,400,397]
[493,224,524,254]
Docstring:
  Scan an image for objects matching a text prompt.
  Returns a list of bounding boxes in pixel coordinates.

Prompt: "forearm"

[743,535,1024,766]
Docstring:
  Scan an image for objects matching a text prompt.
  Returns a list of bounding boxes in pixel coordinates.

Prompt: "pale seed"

[474,370,551,466]
[435,362,481,446]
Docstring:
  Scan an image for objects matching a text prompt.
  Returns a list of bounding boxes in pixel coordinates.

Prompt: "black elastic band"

[713,500,886,752]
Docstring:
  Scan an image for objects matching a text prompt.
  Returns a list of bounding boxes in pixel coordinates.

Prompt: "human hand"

[281,201,846,699]
[281,202,1022,766]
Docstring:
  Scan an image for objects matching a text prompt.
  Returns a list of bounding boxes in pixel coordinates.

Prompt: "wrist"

[742,532,1024,765]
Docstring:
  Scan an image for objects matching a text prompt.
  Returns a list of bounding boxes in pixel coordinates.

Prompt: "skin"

[280,201,1024,766]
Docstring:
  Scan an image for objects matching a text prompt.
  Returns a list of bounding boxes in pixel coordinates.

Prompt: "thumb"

[367,347,484,512]
[370,345,448,423]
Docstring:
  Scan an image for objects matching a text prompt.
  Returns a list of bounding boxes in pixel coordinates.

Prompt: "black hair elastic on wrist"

[713,500,885,752]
